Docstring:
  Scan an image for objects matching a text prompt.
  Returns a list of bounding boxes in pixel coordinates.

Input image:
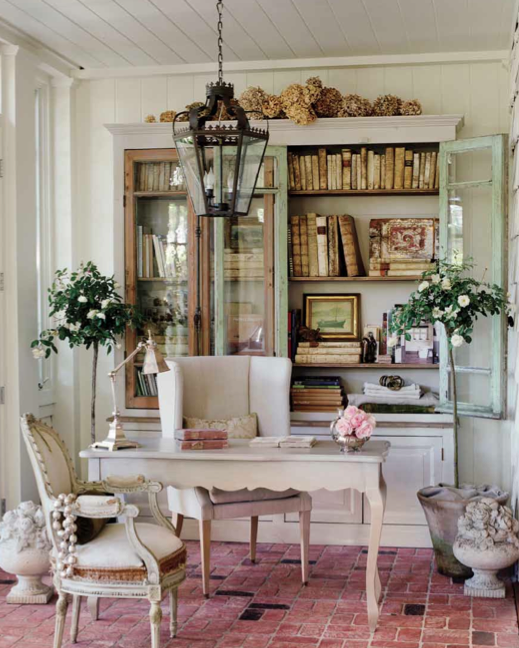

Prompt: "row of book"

[369,259,436,278]
[294,341,362,365]
[287,147,439,192]
[224,249,264,279]
[137,227,188,279]
[135,369,158,397]
[175,428,229,450]
[291,376,345,413]
[136,162,186,192]
[289,214,364,278]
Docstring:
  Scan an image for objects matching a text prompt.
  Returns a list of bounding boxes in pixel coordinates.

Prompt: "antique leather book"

[351,154,358,190]
[306,213,319,277]
[394,147,405,190]
[342,149,352,190]
[318,148,328,189]
[385,147,394,189]
[305,155,313,190]
[429,151,437,188]
[374,154,381,190]
[412,153,420,189]
[360,147,367,190]
[293,154,302,190]
[287,153,296,190]
[424,152,432,188]
[330,155,337,190]
[419,152,426,188]
[290,215,302,276]
[367,150,375,190]
[336,153,342,189]
[299,155,307,190]
[338,214,365,277]
[380,154,386,189]
[327,215,340,277]
[404,150,414,189]
[312,155,320,190]
[316,215,329,277]
[327,154,333,189]
[299,214,309,277]
[287,224,294,277]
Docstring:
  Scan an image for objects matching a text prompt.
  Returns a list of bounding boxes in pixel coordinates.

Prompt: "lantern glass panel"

[174,133,207,216]
[234,134,269,215]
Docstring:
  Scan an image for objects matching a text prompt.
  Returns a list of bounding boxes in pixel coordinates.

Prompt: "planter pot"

[0,540,52,604]
[417,485,509,578]
[454,541,519,598]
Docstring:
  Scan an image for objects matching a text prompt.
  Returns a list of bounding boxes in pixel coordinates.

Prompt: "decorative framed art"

[304,294,360,340]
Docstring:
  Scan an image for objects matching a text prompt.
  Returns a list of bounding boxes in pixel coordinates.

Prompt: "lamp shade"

[142,342,170,375]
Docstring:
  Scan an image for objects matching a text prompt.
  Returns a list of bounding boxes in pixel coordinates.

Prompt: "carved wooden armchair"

[20,414,186,648]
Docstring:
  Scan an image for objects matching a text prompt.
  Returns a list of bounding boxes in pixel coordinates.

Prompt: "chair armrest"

[77,475,162,495]
[74,494,139,519]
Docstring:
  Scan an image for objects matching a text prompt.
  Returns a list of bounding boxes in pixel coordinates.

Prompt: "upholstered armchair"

[20,414,186,648]
[157,356,312,597]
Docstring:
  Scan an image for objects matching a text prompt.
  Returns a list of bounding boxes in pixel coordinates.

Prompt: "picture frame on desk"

[304,293,360,340]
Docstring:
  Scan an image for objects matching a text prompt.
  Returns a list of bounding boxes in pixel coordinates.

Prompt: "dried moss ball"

[339,94,373,117]
[372,94,402,117]
[400,99,422,116]
[280,84,317,126]
[144,114,156,123]
[313,87,344,118]
[262,94,284,119]
[305,76,324,104]
[159,110,176,123]
[238,86,267,119]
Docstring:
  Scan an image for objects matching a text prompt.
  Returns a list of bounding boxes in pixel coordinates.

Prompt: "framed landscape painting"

[304,294,360,340]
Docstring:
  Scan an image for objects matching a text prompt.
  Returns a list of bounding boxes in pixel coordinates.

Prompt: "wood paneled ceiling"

[0,0,515,70]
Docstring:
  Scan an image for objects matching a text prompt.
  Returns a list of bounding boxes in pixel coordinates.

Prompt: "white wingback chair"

[157,356,312,597]
[20,414,186,648]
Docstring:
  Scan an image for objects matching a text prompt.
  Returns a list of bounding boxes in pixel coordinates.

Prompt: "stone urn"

[417,484,508,578]
[453,498,519,598]
[0,501,53,603]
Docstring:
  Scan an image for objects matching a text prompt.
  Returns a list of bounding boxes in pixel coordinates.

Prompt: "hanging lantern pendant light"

[172,1,269,218]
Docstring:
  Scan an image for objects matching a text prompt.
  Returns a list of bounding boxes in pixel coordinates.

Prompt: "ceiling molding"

[73,49,509,80]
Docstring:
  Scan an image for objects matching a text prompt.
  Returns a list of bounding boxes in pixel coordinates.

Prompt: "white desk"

[80,438,389,630]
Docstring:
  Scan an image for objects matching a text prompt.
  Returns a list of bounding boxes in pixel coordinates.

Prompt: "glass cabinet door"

[125,150,199,409]
[212,150,287,356]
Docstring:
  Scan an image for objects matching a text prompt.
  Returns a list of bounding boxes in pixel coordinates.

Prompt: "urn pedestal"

[0,543,52,604]
[453,542,519,599]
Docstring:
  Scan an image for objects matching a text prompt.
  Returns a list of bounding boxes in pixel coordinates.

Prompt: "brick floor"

[0,542,517,647]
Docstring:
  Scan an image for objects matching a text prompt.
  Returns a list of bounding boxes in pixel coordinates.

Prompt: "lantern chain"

[217,0,223,84]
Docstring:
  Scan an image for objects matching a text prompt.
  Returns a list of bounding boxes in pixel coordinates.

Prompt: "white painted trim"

[73,50,509,80]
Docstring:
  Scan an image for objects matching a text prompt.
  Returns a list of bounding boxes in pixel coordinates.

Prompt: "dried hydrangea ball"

[372,94,402,117]
[261,94,284,119]
[144,114,156,123]
[238,86,267,119]
[313,87,344,118]
[176,102,207,122]
[210,98,240,121]
[400,99,422,116]
[159,110,176,123]
[339,94,373,117]
[280,84,317,126]
[305,76,323,104]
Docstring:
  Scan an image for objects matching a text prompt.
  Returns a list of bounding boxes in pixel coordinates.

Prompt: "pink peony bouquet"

[334,405,376,440]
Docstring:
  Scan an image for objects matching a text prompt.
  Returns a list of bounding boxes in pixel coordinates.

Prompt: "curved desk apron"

[80,439,389,630]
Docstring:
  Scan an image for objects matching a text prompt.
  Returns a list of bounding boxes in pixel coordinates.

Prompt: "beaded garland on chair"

[52,493,78,579]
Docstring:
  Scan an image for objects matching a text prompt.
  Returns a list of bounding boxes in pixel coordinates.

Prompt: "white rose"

[451,334,464,347]
[87,309,98,319]
[54,310,66,323]
[69,323,81,332]
[78,295,88,303]
[458,295,470,307]
[96,312,106,320]
[114,282,121,289]
[418,281,429,293]
[32,347,46,359]
[444,305,453,314]
[387,336,398,348]
[432,307,443,319]
[101,299,111,309]
[431,274,441,285]
[442,278,451,290]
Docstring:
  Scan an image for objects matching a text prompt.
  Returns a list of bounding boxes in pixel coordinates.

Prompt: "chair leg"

[150,600,162,648]
[87,596,99,621]
[53,593,68,648]
[199,519,212,598]
[70,595,81,643]
[169,589,179,638]
[173,513,184,537]
[299,510,311,586]
[250,516,259,563]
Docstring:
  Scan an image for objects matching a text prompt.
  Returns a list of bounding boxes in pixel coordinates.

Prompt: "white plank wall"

[74,60,512,491]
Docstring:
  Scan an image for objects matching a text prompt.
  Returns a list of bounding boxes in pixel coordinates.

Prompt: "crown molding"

[75,50,507,80]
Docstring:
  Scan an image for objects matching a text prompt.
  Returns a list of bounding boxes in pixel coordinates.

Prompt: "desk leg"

[365,472,387,632]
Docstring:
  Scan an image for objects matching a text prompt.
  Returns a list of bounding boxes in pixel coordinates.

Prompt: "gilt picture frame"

[304,294,360,340]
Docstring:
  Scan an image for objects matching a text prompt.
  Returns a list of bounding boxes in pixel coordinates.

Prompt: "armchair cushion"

[209,487,299,504]
[73,522,186,582]
[184,413,258,439]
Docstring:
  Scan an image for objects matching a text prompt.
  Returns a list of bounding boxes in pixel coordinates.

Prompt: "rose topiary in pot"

[389,259,510,577]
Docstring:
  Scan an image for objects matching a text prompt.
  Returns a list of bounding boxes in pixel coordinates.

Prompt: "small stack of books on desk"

[291,376,345,413]
[295,341,362,365]
[175,428,228,450]
[250,436,317,448]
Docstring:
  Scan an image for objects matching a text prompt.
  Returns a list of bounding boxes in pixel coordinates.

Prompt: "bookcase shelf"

[134,191,187,197]
[288,189,438,196]
[293,363,439,369]
[289,276,421,282]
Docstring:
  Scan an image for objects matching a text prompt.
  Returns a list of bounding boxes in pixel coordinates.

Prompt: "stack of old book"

[347,382,439,414]
[287,146,439,192]
[224,248,264,280]
[250,436,317,448]
[295,341,362,365]
[175,428,229,450]
[289,213,364,278]
[291,376,345,412]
